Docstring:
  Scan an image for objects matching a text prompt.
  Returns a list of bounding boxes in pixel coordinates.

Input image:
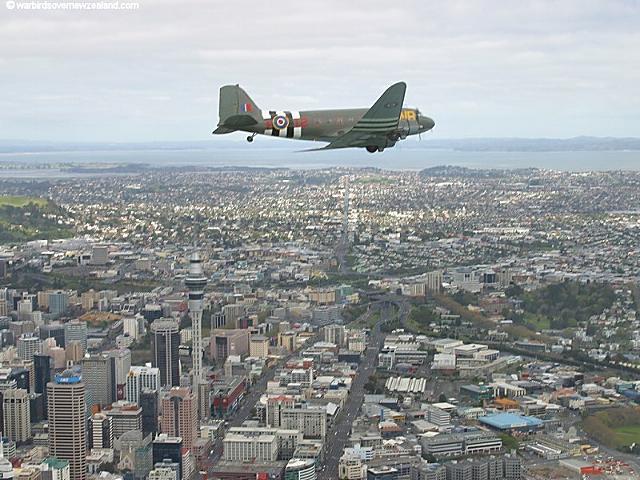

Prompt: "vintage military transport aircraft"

[212,82,434,153]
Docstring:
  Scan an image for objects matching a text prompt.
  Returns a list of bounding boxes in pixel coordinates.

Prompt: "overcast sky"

[1,0,639,142]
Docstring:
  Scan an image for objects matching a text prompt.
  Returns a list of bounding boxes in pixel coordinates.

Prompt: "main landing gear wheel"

[366,145,377,153]
[246,133,257,143]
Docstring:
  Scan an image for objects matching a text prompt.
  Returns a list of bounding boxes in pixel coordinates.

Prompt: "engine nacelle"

[398,113,421,138]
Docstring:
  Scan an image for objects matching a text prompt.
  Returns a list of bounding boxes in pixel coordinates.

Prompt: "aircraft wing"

[303,81,407,151]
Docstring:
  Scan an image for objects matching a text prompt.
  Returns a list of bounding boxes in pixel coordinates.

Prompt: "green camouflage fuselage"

[241,107,433,142]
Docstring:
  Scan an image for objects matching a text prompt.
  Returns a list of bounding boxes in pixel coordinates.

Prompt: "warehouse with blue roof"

[479,413,544,433]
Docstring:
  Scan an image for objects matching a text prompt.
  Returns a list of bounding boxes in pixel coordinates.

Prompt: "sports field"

[614,425,640,447]
[0,195,48,207]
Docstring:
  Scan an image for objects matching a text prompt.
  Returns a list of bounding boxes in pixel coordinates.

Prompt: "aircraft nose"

[420,115,435,132]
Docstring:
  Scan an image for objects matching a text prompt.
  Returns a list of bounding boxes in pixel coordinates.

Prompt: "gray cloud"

[0,0,638,141]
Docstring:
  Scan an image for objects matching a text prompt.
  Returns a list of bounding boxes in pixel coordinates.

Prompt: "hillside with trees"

[583,407,640,452]
[0,196,73,243]
[512,280,615,330]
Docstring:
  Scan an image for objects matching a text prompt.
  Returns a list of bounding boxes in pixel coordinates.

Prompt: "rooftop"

[479,412,543,429]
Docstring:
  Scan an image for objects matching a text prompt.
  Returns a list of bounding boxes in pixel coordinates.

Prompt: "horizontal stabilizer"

[212,126,236,135]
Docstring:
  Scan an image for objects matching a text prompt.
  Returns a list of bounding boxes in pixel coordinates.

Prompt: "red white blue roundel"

[273,114,289,130]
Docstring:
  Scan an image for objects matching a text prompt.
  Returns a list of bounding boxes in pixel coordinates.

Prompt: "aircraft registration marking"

[399,109,417,121]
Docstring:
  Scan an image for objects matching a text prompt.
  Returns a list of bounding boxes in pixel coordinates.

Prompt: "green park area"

[0,195,49,207]
[583,407,640,451]
[0,195,73,243]
[405,304,439,334]
[612,425,640,446]
[510,280,615,330]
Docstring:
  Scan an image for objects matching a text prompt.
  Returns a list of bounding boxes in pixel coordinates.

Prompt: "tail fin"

[213,84,261,134]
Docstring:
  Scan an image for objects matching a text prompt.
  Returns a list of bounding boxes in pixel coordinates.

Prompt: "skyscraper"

[105,401,143,440]
[3,389,31,443]
[343,176,349,240]
[81,353,116,408]
[33,354,51,418]
[125,365,160,404]
[47,291,68,317]
[64,320,87,351]
[151,320,180,388]
[47,370,87,480]
[17,334,41,361]
[160,387,197,449]
[39,323,65,348]
[109,348,131,400]
[210,329,249,363]
[90,412,114,449]
[185,253,207,395]
[140,389,159,436]
[152,434,182,480]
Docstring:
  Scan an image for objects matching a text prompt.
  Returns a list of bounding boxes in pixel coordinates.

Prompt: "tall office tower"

[151,320,180,388]
[0,259,7,280]
[47,370,87,480]
[8,368,30,393]
[210,329,249,363]
[64,341,84,364]
[266,395,295,428]
[140,389,159,436]
[222,303,246,329]
[143,304,163,323]
[323,324,346,347]
[185,253,207,389]
[196,382,211,422]
[33,354,51,417]
[89,412,114,449]
[343,176,349,240]
[109,348,131,400]
[63,320,87,351]
[81,353,116,408]
[105,401,143,440]
[47,291,68,317]
[3,389,31,443]
[17,300,32,321]
[160,387,197,449]
[125,365,160,404]
[39,323,65,348]
[16,334,41,361]
[152,435,183,480]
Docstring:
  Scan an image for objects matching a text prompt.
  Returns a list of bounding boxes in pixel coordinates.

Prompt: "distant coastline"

[2,136,640,154]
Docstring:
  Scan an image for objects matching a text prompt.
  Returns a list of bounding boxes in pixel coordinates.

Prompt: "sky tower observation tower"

[185,253,207,391]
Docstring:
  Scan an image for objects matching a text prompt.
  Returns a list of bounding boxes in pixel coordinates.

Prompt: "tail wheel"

[366,145,377,153]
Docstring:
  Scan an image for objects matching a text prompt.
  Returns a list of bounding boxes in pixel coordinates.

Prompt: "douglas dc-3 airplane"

[212,82,434,153]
